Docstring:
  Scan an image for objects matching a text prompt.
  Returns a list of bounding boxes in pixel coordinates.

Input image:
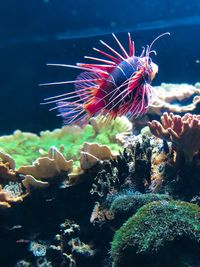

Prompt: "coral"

[89,160,121,199]
[80,142,116,170]
[0,161,17,183]
[81,142,116,160]
[0,106,199,266]
[89,135,155,201]
[0,184,23,208]
[29,241,47,257]
[0,116,129,169]
[130,83,200,133]
[111,201,200,267]
[90,192,171,227]
[148,113,200,199]
[0,151,15,169]
[129,137,152,192]
[0,154,27,208]
[22,175,49,192]
[162,151,200,200]
[148,112,200,162]
[15,260,31,267]
[148,83,200,115]
[18,146,73,180]
[0,130,41,168]
[90,115,132,140]
[108,192,171,227]
[47,220,97,267]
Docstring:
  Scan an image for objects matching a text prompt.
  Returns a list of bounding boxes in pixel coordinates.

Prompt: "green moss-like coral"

[109,192,171,227]
[0,116,130,168]
[111,201,200,267]
[0,127,94,168]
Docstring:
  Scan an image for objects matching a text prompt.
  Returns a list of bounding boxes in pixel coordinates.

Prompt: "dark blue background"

[0,0,199,134]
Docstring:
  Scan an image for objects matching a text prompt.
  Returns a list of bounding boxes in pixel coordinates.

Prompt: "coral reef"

[149,83,200,115]
[148,112,200,162]
[46,219,98,267]
[90,191,171,228]
[89,134,155,200]
[0,116,130,168]
[18,146,73,180]
[80,142,116,170]
[0,184,24,208]
[111,201,200,267]
[107,192,171,227]
[0,100,199,267]
[131,83,200,133]
[148,112,200,200]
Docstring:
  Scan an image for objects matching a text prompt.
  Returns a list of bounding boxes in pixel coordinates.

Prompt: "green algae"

[0,117,130,168]
[109,193,171,227]
[111,200,200,267]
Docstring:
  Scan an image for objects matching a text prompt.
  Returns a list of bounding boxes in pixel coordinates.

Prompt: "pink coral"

[148,112,200,161]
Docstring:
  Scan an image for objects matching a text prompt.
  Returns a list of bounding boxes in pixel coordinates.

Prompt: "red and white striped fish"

[42,32,170,124]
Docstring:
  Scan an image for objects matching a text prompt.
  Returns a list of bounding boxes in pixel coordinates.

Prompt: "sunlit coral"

[80,142,116,170]
[18,146,73,180]
[0,116,130,169]
[148,112,200,161]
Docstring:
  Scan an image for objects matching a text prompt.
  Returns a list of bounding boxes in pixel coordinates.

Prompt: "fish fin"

[127,68,145,92]
[74,71,102,98]
[56,101,89,125]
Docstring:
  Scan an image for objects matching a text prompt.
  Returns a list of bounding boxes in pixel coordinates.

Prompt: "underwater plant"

[111,201,200,267]
[42,33,170,124]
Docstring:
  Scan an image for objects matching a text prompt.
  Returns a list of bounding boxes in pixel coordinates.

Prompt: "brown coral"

[22,175,49,192]
[17,146,73,180]
[148,112,200,161]
[80,142,116,170]
[148,83,200,115]
[0,161,17,183]
[0,185,23,208]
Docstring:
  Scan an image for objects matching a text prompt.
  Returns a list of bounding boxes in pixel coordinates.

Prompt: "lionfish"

[42,32,170,124]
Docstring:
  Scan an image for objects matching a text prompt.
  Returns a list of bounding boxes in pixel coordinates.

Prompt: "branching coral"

[148,112,200,162]
[1,94,200,266]
[89,135,154,202]
[47,220,96,267]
